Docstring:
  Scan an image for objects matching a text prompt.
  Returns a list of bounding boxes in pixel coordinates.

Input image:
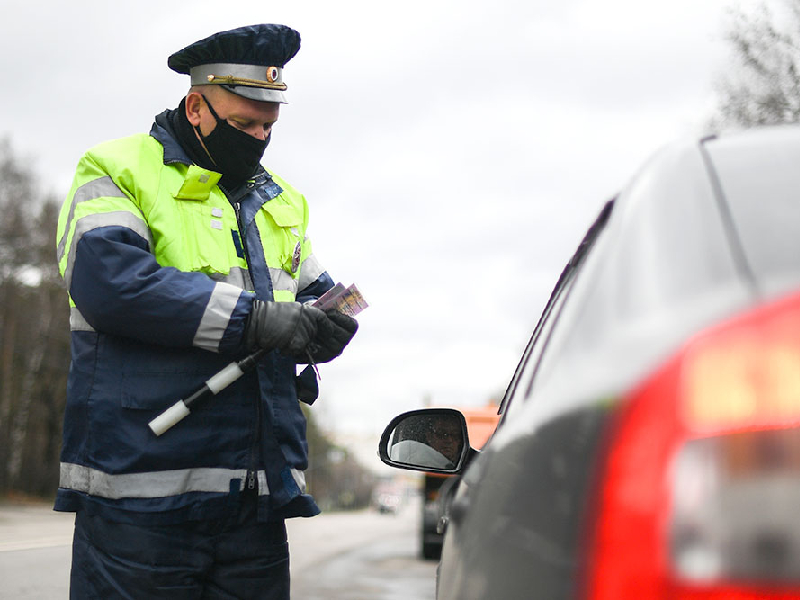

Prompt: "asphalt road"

[287,498,436,600]
[0,497,436,599]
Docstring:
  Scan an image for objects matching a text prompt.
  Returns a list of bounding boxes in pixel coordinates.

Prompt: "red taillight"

[583,290,800,599]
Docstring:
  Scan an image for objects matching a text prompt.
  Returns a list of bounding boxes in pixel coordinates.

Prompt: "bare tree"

[711,0,800,130]
[0,137,70,496]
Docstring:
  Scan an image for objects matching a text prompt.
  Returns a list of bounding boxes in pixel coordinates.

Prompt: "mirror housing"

[378,408,473,474]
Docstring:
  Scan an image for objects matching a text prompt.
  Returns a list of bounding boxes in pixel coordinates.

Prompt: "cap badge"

[266,67,279,83]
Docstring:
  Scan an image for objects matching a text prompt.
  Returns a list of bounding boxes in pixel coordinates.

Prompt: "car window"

[500,199,614,419]
[501,277,572,420]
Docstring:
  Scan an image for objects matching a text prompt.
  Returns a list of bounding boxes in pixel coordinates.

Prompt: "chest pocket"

[258,198,305,276]
[165,195,246,278]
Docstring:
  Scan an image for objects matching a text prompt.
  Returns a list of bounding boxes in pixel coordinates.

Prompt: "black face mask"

[195,95,269,185]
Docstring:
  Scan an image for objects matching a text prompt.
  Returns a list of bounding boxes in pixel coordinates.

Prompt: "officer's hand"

[244,300,327,355]
[301,309,359,363]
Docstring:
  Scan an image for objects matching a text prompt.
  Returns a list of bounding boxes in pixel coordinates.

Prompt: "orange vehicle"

[420,404,499,560]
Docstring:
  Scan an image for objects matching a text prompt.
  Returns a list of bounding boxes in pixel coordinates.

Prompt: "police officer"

[55,24,358,599]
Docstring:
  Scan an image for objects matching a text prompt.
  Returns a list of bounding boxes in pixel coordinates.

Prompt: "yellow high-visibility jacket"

[54,110,332,524]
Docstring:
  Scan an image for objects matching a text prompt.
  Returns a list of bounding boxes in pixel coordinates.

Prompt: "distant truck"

[419,404,500,560]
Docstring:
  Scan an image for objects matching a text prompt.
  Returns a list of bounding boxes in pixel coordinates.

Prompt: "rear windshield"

[705,126,800,297]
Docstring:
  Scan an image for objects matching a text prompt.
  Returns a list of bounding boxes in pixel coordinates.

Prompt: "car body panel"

[437,406,609,599]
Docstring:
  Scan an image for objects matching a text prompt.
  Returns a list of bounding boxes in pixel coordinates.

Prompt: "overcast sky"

[3,0,741,461]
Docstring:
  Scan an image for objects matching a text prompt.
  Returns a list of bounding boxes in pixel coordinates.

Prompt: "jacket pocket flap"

[262,198,302,227]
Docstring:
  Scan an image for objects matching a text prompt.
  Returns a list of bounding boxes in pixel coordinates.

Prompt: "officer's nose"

[251,124,272,141]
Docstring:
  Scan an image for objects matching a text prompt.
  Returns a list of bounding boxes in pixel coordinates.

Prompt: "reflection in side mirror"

[378,408,470,474]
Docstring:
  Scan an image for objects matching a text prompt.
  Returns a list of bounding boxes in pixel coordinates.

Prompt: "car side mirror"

[378,408,472,474]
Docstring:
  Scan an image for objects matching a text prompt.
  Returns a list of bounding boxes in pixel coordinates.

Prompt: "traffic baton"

[148,349,266,436]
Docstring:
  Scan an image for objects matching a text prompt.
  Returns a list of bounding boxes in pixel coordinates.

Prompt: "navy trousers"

[69,491,290,599]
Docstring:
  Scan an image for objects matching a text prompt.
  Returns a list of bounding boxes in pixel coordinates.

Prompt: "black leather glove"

[244,300,328,355]
[300,309,359,363]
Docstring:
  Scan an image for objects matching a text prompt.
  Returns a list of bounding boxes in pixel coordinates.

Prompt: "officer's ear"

[185,92,204,127]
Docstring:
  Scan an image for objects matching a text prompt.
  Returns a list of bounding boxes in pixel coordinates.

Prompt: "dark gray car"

[379,126,800,599]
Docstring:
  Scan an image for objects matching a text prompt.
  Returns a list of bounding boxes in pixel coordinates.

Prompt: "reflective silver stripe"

[269,267,299,296]
[291,469,307,494]
[298,253,325,291]
[57,176,129,265]
[193,281,242,352]
[70,307,95,332]
[208,267,253,291]
[257,471,270,496]
[63,211,153,290]
[60,462,270,499]
[239,267,254,292]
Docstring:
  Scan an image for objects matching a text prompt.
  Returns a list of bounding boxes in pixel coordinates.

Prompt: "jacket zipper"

[227,180,256,275]
[223,181,262,495]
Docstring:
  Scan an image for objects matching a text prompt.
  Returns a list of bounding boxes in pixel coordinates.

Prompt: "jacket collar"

[150,109,193,166]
